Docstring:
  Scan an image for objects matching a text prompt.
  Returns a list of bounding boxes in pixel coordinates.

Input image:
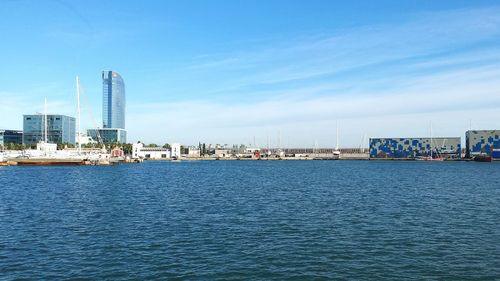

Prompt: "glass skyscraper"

[102,71,125,129]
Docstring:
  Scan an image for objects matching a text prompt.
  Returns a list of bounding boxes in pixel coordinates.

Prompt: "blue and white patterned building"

[369,137,461,159]
[465,130,500,159]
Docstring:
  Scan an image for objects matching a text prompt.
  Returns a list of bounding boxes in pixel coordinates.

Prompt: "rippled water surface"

[1,160,500,280]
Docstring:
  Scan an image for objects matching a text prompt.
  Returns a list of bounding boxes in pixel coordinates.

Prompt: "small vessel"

[473,154,492,162]
[415,156,444,161]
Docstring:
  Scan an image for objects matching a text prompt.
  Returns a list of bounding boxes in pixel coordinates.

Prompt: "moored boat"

[14,158,86,166]
[473,154,492,162]
[415,156,445,161]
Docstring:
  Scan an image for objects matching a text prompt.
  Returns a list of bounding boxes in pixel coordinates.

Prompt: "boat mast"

[76,76,81,154]
[362,133,369,153]
[44,97,48,143]
[335,121,340,151]
[278,129,281,155]
[430,122,433,158]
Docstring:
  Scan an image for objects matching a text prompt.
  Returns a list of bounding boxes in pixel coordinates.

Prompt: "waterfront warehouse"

[369,137,461,159]
[465,130,500,159]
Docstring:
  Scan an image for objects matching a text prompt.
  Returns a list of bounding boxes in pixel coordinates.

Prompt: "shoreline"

[1,156,495,167]
[142,157,487,162]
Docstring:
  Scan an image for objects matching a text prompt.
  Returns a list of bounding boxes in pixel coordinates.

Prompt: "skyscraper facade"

[102,71,125,129]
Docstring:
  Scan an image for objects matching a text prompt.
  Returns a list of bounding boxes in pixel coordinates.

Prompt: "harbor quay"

[131,142,366,161]
[128,130,500,162]
[2,129,500,165]
[2,133,500,165]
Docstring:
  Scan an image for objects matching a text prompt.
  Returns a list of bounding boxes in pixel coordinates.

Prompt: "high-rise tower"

[102,71,125,129]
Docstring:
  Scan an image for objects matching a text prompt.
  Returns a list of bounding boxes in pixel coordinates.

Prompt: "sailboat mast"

[361,133,367,153]
[44,97,48,143]
[278,129,281,150]
[76,76,82,154]
[430,122,433,158]
[335,121,339,150]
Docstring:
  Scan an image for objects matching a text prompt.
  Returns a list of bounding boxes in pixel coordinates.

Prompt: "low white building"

[185,146,200,157]
[37,142,57,153]
[132,142,170,159]
[214,149,231,158]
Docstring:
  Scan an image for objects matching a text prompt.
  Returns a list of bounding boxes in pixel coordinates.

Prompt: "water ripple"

[1,161,499,280]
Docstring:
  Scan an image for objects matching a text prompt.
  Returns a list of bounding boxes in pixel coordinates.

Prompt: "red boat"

[473,154,492,162]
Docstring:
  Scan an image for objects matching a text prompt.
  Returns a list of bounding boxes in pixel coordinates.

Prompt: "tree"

[122,143,133,155]
[3,143,27,150]
[83,143,99,149]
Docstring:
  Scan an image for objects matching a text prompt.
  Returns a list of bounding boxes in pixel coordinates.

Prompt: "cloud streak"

[167,7,500,96]
[128,59,500,146]
[124,7,500,146]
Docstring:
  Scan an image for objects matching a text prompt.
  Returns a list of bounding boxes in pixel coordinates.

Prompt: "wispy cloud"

[167,7,500,97]
[128,60,500,146]
[125,7,500,146]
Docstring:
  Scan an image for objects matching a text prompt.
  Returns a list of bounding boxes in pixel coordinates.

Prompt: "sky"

[0,0,499,147]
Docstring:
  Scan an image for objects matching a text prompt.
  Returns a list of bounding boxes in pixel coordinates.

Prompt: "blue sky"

[1,0,500,147]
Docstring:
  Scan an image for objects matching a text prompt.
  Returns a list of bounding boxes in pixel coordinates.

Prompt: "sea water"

[1,161,499,280]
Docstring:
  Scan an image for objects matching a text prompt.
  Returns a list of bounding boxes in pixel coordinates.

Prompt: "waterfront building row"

[16,115,128,146]
[5,70,128,147]
[369,130,500,160]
